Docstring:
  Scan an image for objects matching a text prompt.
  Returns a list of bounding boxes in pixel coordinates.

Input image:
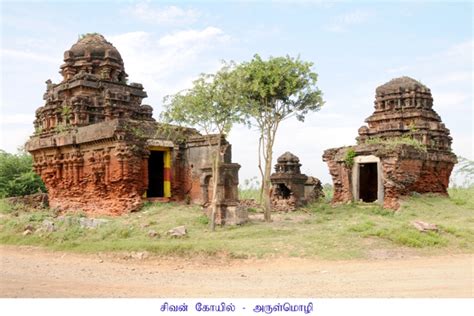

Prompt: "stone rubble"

[167,225,187,237]
[79,218,109,229]
[147,230,159,238]
[412,220,439,232]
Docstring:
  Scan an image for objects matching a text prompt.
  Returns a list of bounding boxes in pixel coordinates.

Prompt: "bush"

[322,183,333,201]
[0,150,46,197]
[344,148,356,168]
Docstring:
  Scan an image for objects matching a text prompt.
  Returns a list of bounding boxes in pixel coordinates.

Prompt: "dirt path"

[0,246,472,298]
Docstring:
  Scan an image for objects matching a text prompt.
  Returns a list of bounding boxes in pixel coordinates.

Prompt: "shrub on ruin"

[343,148,357,168]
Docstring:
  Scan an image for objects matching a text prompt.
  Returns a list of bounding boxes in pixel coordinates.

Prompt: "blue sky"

[1,0,472,184]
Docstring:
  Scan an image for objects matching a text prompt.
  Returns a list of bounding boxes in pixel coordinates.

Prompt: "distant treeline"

[0,150,46,198]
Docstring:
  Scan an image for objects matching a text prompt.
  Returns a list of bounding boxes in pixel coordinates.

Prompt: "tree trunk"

[263,129,274,222]
[263,158,272,221]
[257,135,265,204]
[209,137,222,231]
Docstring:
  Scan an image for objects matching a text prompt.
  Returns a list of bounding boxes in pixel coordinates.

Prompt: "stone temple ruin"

[24,35,458,217]
[323,77,457,209]
[270,152,324,211]
[25,34,246,224]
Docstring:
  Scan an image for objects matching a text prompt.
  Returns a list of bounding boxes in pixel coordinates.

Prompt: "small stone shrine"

[26,33,246,224]
[323,77,457,209]
[270,152,324,211]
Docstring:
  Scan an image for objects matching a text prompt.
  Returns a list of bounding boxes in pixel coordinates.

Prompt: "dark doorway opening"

[276,184,292,199]
[359,163,378,202]
[148,151,164,197]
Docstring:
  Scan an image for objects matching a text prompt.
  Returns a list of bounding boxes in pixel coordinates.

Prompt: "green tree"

[453,156,474,187]
[236,54,324,221]
[0,150,46,197]
[161,64,245,230]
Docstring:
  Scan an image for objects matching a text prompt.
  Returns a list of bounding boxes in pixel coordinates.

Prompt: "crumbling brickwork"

[323,77,457,209]
[270,152,324,211]
[26,34,242,218]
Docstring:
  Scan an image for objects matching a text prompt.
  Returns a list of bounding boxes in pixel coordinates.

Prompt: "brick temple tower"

[26,34,245,223]
[323,77,457,209]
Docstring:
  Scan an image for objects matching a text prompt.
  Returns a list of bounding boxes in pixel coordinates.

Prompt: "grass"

[239,188,261,201]
[239,177,261,202]
[0,187,472,260]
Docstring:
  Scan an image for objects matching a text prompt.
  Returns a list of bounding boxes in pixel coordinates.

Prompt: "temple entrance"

[147,151,164,197]
[276,183,292,199]
[358,163,378,202]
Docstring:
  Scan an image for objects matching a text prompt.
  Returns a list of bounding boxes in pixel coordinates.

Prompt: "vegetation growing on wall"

[344,148,357,168]
[365,135,427,152]
[78,32,101,40]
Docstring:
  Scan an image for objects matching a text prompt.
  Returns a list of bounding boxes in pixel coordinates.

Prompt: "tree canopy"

[162,54,323,223]
[162,64,245,136]
[235,54,324,221]
[236,54,323,122]
[161,64,245,230]
[0,150,46,198]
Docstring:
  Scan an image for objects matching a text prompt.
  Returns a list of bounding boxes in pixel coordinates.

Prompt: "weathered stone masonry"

[26,34,243,221]
[270,152,324,211]
[323,77,457,209]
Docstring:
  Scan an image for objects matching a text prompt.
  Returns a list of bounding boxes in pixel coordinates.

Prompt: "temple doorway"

[147,151,164,197]
[276,183,292,199]
[358,163,378,202]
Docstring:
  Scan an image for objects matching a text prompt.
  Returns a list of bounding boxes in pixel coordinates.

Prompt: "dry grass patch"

[0,187,472,260]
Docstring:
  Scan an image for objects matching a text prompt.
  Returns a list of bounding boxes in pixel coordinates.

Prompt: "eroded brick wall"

[31,142,148,215]
[323,145,456,209]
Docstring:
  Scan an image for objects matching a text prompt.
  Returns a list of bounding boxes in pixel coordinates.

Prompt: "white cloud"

[386,40,473,77]
[443,40,474,59]
[433,71,472,84]
[0,126,33,153]
[382,39,473,160]
[386,65,411,74]
[432,91,470,109]
[230,117,357,185]
[129,2,200,25]
[324,9,374,32]
[159,27,229,48]
[383,40,472,110]
[0,113,34,125]
[0,114,35,152]
[0,48,57,63]
[107,27,231,110]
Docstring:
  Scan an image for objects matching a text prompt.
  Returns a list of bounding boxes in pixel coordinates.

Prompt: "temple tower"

[323,76,457,209]
[26,33,243,221]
